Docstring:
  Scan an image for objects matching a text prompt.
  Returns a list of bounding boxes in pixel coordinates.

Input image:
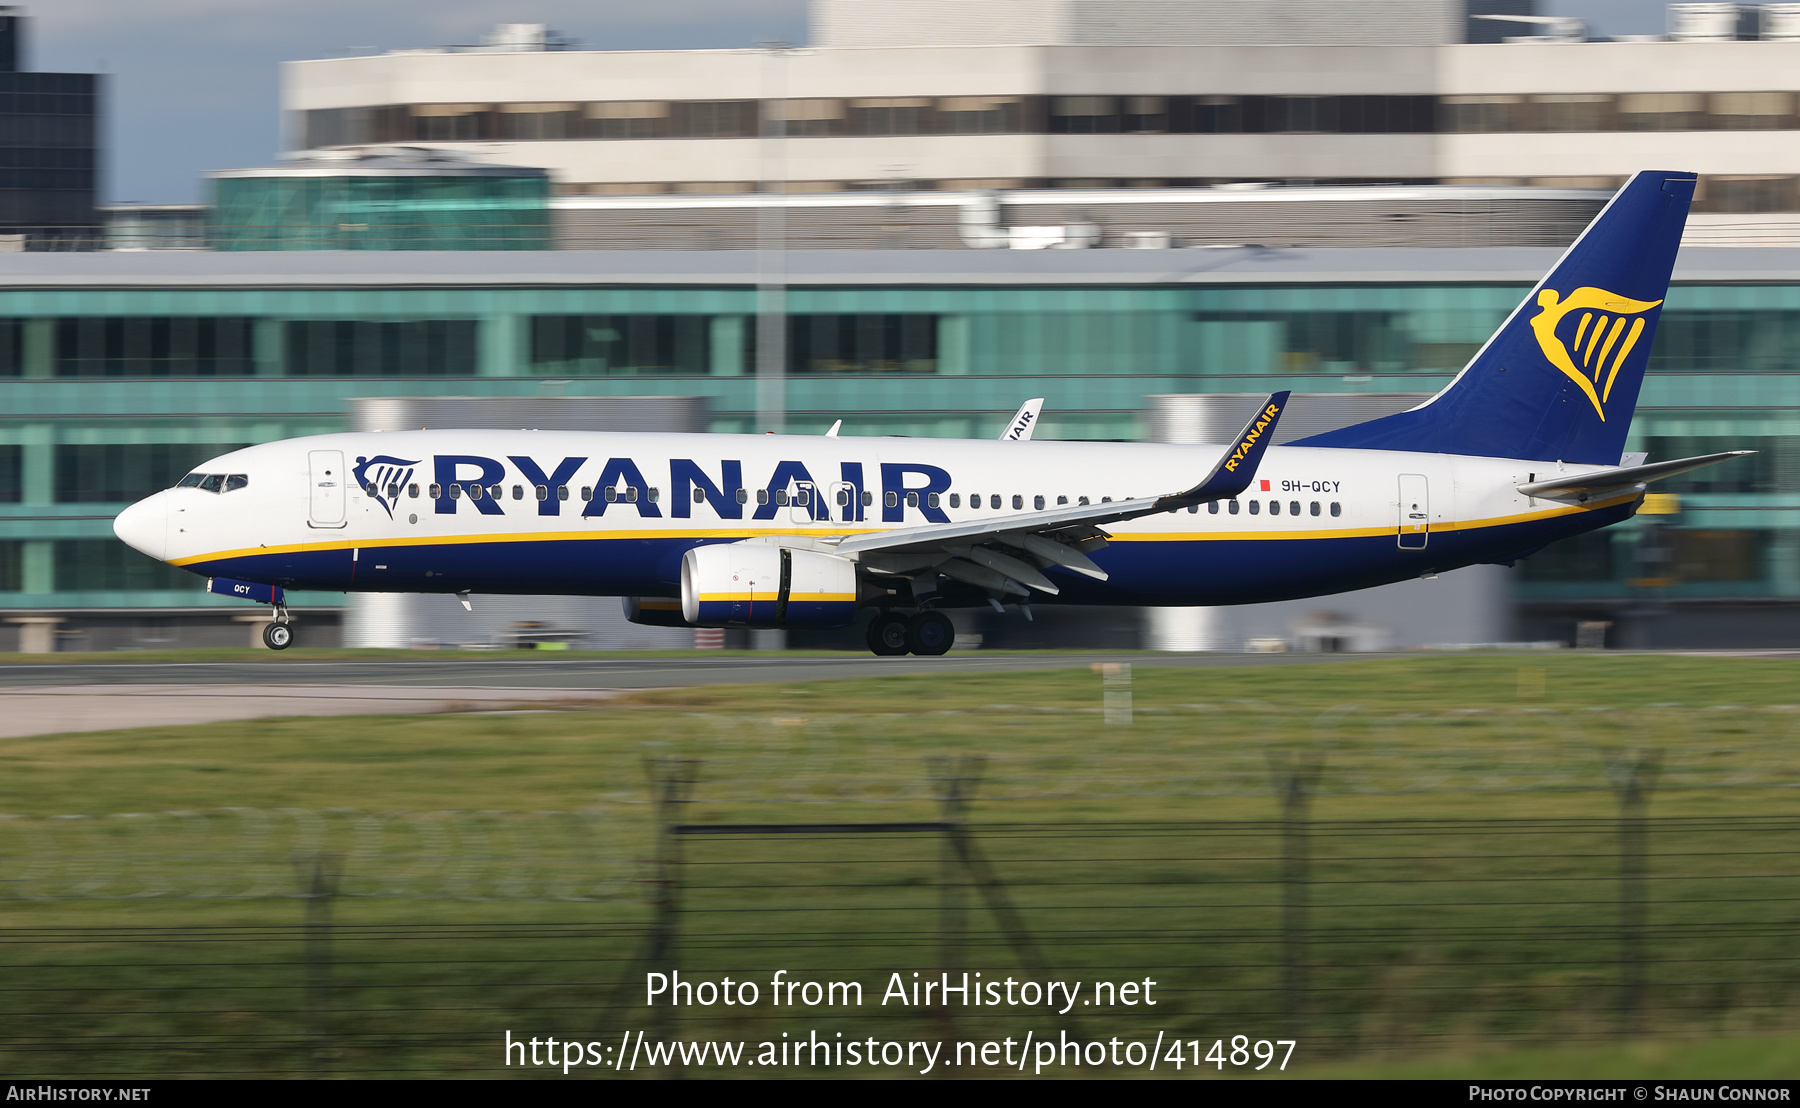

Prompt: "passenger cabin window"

[1057,496,1068,506]
[513,485,524,500]
[1013,495,1023,510]
[927,492,939,508]
[990,494,1001,509]
[774,489,789,506]
[538,485,550,501]
[861,491,873,506]
[1208,501,1219,514]
[1187,504,1198,513]
[1034,495,1045,510]
[604,487,618,503]
[1310,501,1320,516]
[409,484,420,498]
[1078,496,1089,505]
[736,488,749,504]
[949,493,961,508]
[906,491,919,507]
[692,487,706,504]
[429,483,442,498]
[885,491,898,508]
[837,488,850,506]
[1290,501,1300,515]
[581,486,593,501]
[1248,500,1259,515]
[1330,502,1341,517]
[1268,500,1279,515]
[557,486,569,500]
[758,489,771,505]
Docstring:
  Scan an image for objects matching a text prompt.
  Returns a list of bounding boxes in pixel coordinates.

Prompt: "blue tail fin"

[1294,170,1696,465]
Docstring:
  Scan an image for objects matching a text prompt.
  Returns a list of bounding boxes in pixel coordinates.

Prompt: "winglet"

[1155,391,1290,510]
[825,419,842,438]
[1000,398,1045,441]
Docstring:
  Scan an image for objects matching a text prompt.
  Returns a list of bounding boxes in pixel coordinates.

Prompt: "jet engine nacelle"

[681,543,858,628]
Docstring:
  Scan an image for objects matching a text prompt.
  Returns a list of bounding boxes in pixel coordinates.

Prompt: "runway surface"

[0,651,1397,691]
[0,652,1400,737]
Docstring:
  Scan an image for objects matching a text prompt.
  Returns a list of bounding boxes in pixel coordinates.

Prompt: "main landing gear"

[262,605,294,651]
[866,611,955,657]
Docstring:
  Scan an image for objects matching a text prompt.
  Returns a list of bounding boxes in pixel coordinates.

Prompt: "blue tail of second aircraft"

[1295,169,1696,465]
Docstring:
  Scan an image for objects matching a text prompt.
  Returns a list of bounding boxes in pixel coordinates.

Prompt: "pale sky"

[29,1,1670,205]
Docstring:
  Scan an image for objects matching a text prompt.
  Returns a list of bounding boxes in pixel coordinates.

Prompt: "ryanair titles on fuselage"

[353,452,956,525]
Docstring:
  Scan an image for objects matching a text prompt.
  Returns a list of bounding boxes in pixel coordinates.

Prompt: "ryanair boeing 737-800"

[112,170,1749,655]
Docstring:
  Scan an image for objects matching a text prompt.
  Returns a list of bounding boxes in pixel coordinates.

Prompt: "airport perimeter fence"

[1,704,1798,1077]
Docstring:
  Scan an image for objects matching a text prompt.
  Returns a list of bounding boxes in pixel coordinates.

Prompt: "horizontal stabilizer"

[1517,450,1754,502]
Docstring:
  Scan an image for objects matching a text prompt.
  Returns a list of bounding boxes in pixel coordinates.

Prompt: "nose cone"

[113,492,169,562]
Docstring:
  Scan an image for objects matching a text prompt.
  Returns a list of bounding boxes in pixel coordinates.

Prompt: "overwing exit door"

[1397,473,1428,550]
[309,449,347,528]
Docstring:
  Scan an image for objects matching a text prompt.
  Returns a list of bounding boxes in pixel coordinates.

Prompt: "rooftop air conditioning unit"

[1761,2,1800,39]
[1667,2,1744,40]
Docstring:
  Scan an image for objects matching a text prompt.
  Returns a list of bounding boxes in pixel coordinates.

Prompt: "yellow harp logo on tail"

[1528,287,1663,421]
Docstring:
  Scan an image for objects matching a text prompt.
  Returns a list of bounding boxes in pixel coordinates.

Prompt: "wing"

[835,392,1290,597]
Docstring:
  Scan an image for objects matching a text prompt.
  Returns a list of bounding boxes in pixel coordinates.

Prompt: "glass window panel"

[1672,530,1766,582]
[55,443,251,503]
[282,320,476,376]
[53,539,195,591]
[0,444,18,502]
[0,540,19,590]
[1521,531,1617,582]
[528,314,709,375]
[52,317,255,376]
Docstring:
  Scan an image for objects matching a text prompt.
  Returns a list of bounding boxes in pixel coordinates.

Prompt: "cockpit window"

[176,473,249,493]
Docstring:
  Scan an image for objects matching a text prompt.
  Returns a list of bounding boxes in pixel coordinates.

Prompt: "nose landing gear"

[864,610,955,657]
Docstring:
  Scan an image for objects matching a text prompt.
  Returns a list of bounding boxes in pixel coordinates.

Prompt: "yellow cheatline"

[170,490,1641,566]
[169,525,889,567]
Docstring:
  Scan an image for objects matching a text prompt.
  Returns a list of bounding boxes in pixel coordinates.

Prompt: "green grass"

[1,654,1797,1079]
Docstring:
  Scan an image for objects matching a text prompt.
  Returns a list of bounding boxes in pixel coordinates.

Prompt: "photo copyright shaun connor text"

[503,969,1298,1074]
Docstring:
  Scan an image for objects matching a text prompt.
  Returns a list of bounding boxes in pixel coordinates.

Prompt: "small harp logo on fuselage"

[351,455,420,519]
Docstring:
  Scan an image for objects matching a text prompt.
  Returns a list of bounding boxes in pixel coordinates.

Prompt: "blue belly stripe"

[183,503,1631,608]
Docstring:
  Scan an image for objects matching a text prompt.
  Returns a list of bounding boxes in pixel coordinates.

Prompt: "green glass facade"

[3,260,1797,637]
[210,175,550,251]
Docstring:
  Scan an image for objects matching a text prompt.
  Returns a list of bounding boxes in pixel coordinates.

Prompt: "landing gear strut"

[865,611,956,657]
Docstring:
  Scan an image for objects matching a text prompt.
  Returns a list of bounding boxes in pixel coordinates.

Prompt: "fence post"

[930,754,984,1046]
[294,852,341,1079]
[1609,749,1661,1035]
[1093,662,1133,725]
[643,757,698,1066]
[1267,752,1322,1032]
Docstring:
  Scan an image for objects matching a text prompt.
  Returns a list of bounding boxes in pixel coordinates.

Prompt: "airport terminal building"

[3,241,1799,651]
